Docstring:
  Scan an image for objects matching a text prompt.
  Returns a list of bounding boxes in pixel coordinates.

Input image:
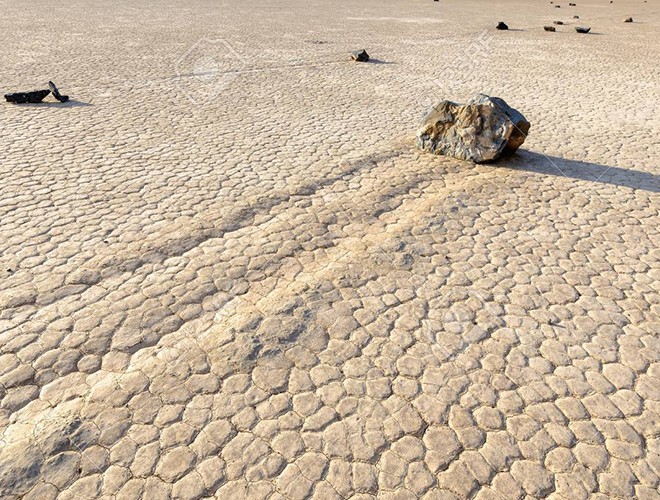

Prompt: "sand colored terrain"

[0,0,659,498]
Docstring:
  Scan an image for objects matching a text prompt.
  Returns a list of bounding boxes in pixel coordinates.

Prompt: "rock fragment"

[351,50,369,62]
[4,89,50,104]
[48,81,69,103]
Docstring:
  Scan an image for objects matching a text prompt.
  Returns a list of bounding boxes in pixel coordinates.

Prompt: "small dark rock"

[544,26,557,31]
[496,22,509,30]
[555,5,561,8]
[575,26,591,33]
[574,15,580,19]
[4,89,50,104]
[553,20,564,25]
[351,50,369,62]
[623,17,633,23]
[48,81,69,103]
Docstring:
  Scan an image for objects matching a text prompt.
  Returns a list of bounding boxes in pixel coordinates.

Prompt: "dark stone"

[544,26,556,31]
[623,17,633,23]
[351,50,369,62]
[4,89,50,104]
[555,4,561,7]
[417,93,530,164]
[48,81,69,103]
[575,26,591,33]
[553,20,564,25]
[496,22,509,30]
[574,15,580,19]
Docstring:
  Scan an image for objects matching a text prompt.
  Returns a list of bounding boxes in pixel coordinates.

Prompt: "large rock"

[416,93,530,163]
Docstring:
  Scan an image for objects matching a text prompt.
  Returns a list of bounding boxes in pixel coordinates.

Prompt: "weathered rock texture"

[416,94,530,163]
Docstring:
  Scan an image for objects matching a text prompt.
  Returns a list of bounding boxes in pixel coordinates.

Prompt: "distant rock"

[574,15,580,19]
[623,17,633,23]
[553,20,564,25]
[544,26,557,31]
[416,94,530,164]
[555,5,561,8]
[496,22,509,30]
[351,50,369,62]
[4,89,50,104]
[575,26,591,33]
[48,81,69,103]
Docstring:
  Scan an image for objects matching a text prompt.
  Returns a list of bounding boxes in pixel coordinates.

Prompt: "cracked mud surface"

[0,0,658,498]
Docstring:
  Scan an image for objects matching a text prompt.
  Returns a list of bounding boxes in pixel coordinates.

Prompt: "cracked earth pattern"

[0,0,659,498]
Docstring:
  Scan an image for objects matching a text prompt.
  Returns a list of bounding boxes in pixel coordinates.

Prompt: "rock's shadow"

[502,150,659,193]
[10,99,92,108]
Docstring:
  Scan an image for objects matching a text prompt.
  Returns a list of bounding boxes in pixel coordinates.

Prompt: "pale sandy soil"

[0,0,659,498]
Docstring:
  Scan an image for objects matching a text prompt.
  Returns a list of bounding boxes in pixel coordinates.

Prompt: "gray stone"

[416,93,530,163]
